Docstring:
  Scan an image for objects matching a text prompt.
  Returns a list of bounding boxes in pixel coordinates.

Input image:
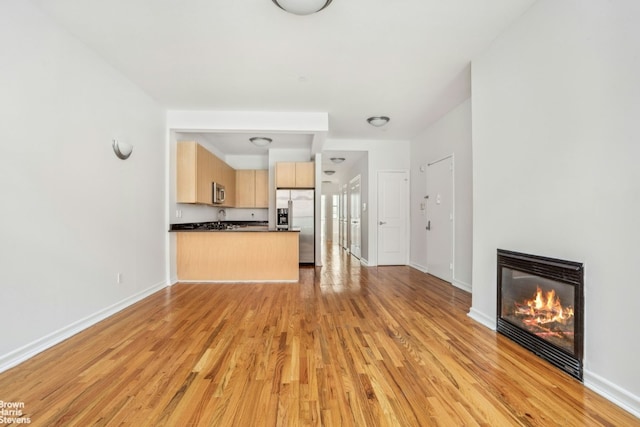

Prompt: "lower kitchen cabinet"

[176,231,299,282]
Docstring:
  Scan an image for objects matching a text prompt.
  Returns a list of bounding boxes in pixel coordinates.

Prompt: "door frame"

[348,174,362,259]
[425,154,455,282]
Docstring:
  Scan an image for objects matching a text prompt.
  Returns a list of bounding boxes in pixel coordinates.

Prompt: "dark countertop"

[169,221,299,232]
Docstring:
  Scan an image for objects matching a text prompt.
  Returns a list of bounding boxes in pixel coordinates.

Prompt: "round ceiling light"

[272,0,332,15]
[330,157,345,163]
[367,116,390,127]
[249,137,273,147]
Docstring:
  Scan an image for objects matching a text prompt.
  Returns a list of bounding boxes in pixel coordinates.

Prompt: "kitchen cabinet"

[235,169,268,208]
[221,162,236,207]
[177,141,235,206]
[255,169,268,207]
[275,162,315,188]
[176,230,299,282]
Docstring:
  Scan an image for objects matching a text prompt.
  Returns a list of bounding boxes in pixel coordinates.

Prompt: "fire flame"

[516,286,574,326]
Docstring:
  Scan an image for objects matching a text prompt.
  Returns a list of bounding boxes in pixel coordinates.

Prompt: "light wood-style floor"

[0,244,638,426]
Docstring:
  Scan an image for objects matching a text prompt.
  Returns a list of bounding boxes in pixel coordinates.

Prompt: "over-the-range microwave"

[212,182,226,204]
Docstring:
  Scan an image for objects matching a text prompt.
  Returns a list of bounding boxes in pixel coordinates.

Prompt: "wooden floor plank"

[0,243,638,426]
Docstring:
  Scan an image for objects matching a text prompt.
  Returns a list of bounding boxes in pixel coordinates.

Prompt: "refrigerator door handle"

[288,199,293,230]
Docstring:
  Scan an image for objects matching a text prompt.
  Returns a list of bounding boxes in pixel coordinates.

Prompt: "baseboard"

[409,262,428,273]
[452,279,472,293]
[360,257,370,267]
[0,280,169,373]
[467,307,496,330]
[584,369,640,418]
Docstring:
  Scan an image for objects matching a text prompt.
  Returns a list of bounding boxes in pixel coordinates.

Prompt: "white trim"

[467,308,496,330]
[410,262,428,273]
[177,279,299,284]
[359,257,370,267]
[452,279,472,293]
[0,280,169,373]
[584,370,640,418]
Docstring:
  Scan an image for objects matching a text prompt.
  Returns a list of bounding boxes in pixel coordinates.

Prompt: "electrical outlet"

[176,209,182,218]
[117,273,122,284]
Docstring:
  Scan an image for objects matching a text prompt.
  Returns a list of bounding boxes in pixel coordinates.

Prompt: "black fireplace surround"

[497,249,584,380]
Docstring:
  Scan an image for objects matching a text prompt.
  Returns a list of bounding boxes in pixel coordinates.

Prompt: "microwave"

[212,182,226,204]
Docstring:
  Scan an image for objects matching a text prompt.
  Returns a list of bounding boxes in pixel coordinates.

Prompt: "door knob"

[379,221,387,225]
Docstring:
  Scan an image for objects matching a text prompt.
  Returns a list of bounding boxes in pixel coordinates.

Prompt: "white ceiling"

[31,0,536,173]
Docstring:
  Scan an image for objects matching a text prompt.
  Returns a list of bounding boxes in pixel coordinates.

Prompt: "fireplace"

[497,249,584,380]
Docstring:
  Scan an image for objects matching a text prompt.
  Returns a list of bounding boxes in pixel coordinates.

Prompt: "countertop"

[169,221,299,232]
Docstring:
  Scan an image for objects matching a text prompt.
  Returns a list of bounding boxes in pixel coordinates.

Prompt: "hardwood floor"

[0,244,638,426]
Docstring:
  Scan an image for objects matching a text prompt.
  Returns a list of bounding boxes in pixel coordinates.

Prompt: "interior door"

[377,171,409,265]
[426,156,454,282]
[349,175,361,259]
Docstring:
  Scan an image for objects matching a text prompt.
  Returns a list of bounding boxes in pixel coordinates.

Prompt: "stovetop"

[170,221,267,231]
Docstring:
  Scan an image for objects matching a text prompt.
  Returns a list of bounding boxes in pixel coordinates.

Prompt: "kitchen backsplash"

[218,208,268,222]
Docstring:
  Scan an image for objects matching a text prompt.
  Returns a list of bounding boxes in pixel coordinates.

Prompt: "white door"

[340,184,348,249]
[426,156,454,282]
[349,175,361,258]
[378,171,409,265]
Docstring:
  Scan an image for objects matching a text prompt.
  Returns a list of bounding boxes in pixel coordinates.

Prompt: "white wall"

[471,0,640,415]
[323,139,410,266]
[0,1,167,370]
[410,99,473,291]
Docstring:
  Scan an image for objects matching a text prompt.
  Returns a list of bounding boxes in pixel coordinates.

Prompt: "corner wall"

[0,1,167,370]
[471,0,640,415]
[410,99,473,291]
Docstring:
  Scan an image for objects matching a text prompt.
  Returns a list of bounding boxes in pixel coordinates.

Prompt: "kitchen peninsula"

[171,222,299,282]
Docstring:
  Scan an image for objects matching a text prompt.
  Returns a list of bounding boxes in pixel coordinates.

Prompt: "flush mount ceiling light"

[272,0,332,15]
[249,137,272,147]
[367,116,390,127]
[330,157,345,163]
[324,170,336,175]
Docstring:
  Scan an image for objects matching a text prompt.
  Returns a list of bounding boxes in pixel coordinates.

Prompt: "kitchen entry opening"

[497,249,584,381]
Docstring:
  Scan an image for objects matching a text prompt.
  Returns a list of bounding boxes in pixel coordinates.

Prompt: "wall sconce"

[324,170,336,175]
[272,0,332,15]
[112,138,133,160]
[330,157,345,163]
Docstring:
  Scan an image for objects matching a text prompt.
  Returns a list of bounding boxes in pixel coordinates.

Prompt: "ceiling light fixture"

[272,0,332,15]
[324,170,335,175]
[367,116,390,127]
[330,157,345,163]
[249,137,272,147]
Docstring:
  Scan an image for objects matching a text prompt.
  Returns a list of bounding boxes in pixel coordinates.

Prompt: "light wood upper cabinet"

[221,162,236,207]
[177,141,235,206]
[294,162,315,188]
[177,141,209,204]
[235,170,256,208]
[275,162,315,188]
[255,169,269,208]
[235,169,269,208]
[275,162,296,188]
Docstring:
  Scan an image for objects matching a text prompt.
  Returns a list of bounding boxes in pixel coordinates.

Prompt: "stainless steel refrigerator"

[276,189,315,264]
